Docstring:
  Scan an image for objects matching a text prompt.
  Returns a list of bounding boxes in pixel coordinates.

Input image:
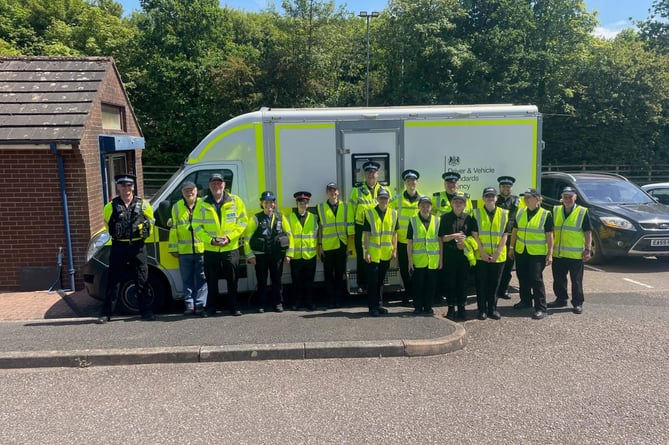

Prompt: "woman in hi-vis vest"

[509,188,554,320]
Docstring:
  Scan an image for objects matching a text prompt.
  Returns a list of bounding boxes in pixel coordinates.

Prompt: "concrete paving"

[0,290,467,368]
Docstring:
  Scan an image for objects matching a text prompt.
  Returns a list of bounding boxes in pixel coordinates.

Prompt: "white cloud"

[593,20,637,39]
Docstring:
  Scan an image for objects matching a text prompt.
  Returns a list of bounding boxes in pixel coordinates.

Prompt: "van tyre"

[117,271,166,315]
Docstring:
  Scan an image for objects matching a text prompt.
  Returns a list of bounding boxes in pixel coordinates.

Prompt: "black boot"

[457,305,467,321]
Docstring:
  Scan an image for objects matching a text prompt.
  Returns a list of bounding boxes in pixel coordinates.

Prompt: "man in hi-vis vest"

[547,186,592,315]
[390,169,422,307]
[168,181,207,316]
[195,173,248,316]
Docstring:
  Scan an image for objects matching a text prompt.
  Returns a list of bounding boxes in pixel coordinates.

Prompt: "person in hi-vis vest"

[407,195,442,315]
[168,181,207,317]
[362,187,398,317]
[289,191,319,311]
[317,182,354,308]
[473,186,511,321]
[509,188,554,320]
[390,169,422,307]
[547,186,592,315]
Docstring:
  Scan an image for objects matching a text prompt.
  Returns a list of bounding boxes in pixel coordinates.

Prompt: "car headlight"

[599,216,636,231]
[86,230,111,262]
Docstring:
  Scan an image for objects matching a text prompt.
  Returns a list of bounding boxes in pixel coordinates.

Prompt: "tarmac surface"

[0,290,466,368]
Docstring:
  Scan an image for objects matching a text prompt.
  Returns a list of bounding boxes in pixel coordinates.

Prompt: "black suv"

[541,172,669,263]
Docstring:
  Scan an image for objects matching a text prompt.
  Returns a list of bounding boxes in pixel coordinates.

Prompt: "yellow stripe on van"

[255,124,265,196]
[407,119,539,187]
[187,123,258,164]
[274,123,335,209]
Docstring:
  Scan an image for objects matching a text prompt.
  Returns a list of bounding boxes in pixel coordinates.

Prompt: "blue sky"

[118,0,655,38]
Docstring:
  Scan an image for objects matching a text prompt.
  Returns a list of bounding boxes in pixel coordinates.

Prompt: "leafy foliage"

[0,0,666,167]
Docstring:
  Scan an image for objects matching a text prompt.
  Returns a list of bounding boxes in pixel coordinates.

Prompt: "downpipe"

[50,143,76,292]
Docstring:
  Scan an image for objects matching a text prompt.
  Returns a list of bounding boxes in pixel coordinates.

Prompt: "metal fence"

[143,163,669,196]
[143,165,180,197]
[542,164,669,185]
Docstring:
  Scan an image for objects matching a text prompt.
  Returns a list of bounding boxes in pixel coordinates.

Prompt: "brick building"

[0,56,145,291]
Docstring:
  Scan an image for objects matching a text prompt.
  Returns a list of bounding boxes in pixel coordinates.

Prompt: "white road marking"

[585,264,605,272]
[623,278,654,289]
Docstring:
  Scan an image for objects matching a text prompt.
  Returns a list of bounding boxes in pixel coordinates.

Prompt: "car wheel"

[116,271,166,315]
[589,234,608,265]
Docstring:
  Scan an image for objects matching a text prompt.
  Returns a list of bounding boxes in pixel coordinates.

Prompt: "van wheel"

[589,235,608,265]
[116,272,166,315]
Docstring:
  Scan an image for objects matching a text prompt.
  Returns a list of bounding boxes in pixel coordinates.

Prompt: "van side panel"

[274,123,336,210]
[406,118,538,200]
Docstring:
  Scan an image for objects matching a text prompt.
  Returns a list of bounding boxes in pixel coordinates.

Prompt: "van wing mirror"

[155,200,172,228]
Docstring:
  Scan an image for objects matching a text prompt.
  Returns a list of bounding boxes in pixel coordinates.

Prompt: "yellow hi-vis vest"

[194,193,248,252]
[390,190,421,243]
[365,207,398,262]
[168,198,205,254]
[553,205,588,259]
[515,207,550,255]
[474,207,509,262]
[350,182,381,225]
[317,200,353,251]
[409,214,440,269]
[463,236,478,266]
[431,191,473,216]
[289,211,318,260]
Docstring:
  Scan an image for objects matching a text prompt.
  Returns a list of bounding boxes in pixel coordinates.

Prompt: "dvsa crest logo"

[448,156,460,167]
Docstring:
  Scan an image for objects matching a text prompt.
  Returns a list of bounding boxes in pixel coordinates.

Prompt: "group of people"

[98,163,592,323]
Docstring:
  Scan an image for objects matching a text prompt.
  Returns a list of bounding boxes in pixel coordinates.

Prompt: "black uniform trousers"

[366,259,390,311]
[354,224,367,290]
[397,241,412,303]
[443,249,470,307]
[322,241,348,307]
[204,249,240,313]
[515,251,547,312]
[552,257,585,307]
[290,257,317,308]
[475,260,503,314]
[412,266,437,312]
[253,252,284,308]
[103,240,151,317]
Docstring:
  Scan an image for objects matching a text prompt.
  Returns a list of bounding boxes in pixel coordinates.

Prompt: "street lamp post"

[359,11,379,106]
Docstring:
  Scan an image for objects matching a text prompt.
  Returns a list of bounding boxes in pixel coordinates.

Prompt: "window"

[105,153,130,201]
[351,153,390,187]
[101,104,125,131]
[166,169,234,205]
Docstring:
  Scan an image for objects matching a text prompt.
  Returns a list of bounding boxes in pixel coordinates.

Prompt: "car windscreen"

[577,178,654,205]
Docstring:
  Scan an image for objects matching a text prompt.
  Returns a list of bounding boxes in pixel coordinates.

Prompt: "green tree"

[376,0,472,105]
[638,0,669,53]
[0,0,135,56]
[545,31,669,165]
[129,0,229,163]
[260,0,355,106]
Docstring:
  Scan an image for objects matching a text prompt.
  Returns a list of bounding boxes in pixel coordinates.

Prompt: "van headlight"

[599,216,635,231]
[86,231,111,262]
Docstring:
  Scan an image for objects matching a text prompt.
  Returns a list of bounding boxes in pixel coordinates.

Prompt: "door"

[336,121,404,289]
[337,121,403,199]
